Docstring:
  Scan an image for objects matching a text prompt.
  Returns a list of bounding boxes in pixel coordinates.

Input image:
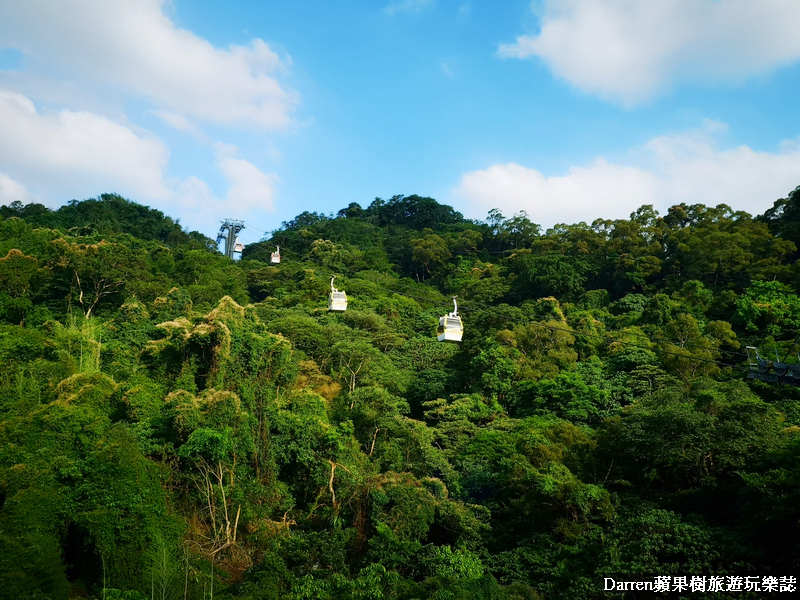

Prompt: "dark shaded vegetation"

[1,188,799,599]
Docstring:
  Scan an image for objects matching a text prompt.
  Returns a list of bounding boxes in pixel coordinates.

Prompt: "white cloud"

[0,0,297,129]
[169,155,278,233]
[0,173,35,204]
[150,110,205,139]
[500,0,800,104]
[456,161,658,227]
[216,144,278,213]
[0,0,295,233]
[171,176,224,232]
[0,90,171,201]
[166,147,278,233]
[454,122,800,227]
[384,0,435,16]
[0,90,279,234]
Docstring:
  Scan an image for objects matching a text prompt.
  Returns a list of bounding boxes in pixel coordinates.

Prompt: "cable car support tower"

[216,219,245,259]
[747,333,800,386]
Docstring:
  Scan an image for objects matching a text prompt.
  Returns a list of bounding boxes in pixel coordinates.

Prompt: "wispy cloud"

[150,110,207,141]
[0,0,298,130]
[215,144,279,213]
[454,122,800,227]
[0,173,34,205]
[0,0,295,230]
[0,90,281,231]
[500,0,800,105]
[0,91,171,201]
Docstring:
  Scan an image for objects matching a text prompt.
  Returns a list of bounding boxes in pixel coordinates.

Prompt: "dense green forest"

[1,189,799,599]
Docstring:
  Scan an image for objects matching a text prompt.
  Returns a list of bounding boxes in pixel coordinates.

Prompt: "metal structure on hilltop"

[216,219,245,259]
[747,334,800,386]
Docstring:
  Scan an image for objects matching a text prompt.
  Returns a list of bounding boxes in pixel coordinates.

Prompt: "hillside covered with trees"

[1,189,800,599]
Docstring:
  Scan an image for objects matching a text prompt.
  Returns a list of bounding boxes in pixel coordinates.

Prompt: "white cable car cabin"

[328,276,348,312]
[437,297,463,342]
[270,245,281,264]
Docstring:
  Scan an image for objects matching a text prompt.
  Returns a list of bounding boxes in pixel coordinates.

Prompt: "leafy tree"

[447,259,509,303]
[510,253,589,301]
[659,314,739,382]
[508,371,613,425]
[0,249,40,297]
[599,381,783,493]
[734,280,800,337]
[3,190,800,597]
[758,184,800,256]
[50,237,150,318]
[411,232,452,280]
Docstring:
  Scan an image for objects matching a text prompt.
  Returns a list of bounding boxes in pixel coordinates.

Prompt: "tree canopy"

[1,189,799,599]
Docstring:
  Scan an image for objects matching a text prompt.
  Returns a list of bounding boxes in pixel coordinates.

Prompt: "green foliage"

[734,280,800,336]
[2,193,211,248]
[0,530,70,600]
[470,339,517,398]
[50,236,152,318]
[411,232,452,280]
[508,371,613,425]
[600,381,783,492]
[489,504,753,600]
[417,545,484,579]
[511,253,589,301]
[2,191,800,598]
[445,259,509,303]
[659,313,739,382]
[0,248,40,298]
[104,590,149,600]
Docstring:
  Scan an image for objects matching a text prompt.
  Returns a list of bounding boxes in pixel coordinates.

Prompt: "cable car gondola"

[746,345,800,386]
[328,276,347,312]
[438,297,463,342]
[271,245,281,264]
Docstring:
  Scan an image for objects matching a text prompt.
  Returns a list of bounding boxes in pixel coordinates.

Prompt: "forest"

[1,188,799,599]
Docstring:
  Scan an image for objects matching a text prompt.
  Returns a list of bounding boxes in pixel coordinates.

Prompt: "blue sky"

[1,0,799,247]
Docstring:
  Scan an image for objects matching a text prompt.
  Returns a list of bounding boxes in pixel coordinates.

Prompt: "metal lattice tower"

[216,219,245,259]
